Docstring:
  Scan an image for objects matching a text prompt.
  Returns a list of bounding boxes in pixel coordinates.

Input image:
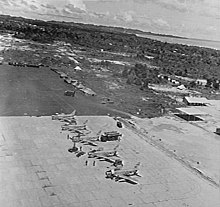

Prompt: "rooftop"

[177,107,208,115]
[184,96,209,104]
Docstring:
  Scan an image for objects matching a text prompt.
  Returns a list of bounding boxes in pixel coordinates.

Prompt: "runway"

[0,64,128,117]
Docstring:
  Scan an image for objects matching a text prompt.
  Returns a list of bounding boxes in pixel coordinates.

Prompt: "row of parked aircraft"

[87,145,141,184]
[52,110,141,184]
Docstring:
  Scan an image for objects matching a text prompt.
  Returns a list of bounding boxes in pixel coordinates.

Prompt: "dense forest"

[0,15,220,83]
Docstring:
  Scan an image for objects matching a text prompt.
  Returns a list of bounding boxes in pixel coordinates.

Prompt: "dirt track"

[0,65,129,117]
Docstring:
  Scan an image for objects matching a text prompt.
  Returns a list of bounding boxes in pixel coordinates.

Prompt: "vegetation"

[0,14,220,85]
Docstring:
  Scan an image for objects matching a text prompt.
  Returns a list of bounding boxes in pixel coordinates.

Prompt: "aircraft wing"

[115,174,139,185]
[96,156,116,163]
[82,140,98,146]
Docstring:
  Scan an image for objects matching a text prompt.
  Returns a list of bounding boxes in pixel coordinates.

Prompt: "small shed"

[196,79,207,86]
[177,84,186,90]
[74,66,82,71]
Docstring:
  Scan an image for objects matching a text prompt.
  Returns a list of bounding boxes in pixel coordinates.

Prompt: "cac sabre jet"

[67,130,101,146]
[105,162,141,184]
[61,120,88,131]
[88,144,119,158]
[59,117,77,124]
[52,110,76,120]
[79,130,102,146]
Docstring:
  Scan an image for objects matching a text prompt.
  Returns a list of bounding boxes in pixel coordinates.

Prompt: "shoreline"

[136,34,220,50]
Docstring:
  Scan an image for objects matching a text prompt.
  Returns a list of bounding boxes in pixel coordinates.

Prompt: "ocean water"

[136,34,220,51]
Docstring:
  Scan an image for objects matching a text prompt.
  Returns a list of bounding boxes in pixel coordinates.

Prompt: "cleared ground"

[131,115,220,186]
[0,65,129,117]
[0,116,219,207]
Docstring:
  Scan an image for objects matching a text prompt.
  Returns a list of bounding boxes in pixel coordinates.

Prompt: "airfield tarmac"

[0,116,219,207]
[0,65,219,206]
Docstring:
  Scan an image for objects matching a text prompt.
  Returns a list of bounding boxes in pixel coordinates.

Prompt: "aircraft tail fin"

[83,120,88,125]
[71,110,76,116]
[113,144,120,151]
[97,130,102,136]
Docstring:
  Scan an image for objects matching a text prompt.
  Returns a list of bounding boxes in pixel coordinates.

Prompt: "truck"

[215,128,220,135]
[64,90,76,97]
[100,131,122,142]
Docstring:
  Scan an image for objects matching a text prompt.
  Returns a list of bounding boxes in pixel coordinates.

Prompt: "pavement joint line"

[119,118,220,189]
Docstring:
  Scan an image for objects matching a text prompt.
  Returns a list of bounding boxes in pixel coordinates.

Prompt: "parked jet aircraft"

[79,130,102,146]
[97,156,123,167]
[61,120,88,131]
[67,130,100,146]
[52,110,76,120]
[88,144,119,158]
[59,117,77,124]
[105,162,141,184]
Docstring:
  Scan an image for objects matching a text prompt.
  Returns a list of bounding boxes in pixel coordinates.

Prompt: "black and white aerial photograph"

[0,0,219,206]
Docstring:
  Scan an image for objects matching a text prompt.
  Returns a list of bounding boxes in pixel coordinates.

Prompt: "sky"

[0,0,219,41]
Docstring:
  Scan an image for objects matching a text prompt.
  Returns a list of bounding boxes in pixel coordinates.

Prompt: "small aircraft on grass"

[52,110,76,120]
[105,162,141,184]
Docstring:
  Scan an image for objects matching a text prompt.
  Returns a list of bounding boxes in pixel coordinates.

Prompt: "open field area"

[0,116,219,207]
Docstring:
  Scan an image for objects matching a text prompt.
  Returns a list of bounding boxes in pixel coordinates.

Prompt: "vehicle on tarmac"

[52,110,76,120]
[64,90,76,97]
[105,162,141,184]
[100,131,122,142]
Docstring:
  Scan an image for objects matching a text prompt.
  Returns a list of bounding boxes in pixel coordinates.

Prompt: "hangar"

[175,107,208,121]
[183,96,209,106]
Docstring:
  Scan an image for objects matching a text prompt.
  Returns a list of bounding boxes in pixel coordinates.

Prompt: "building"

[175,107,208,121]
[196,79,207,86]
[183,96,209,106]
